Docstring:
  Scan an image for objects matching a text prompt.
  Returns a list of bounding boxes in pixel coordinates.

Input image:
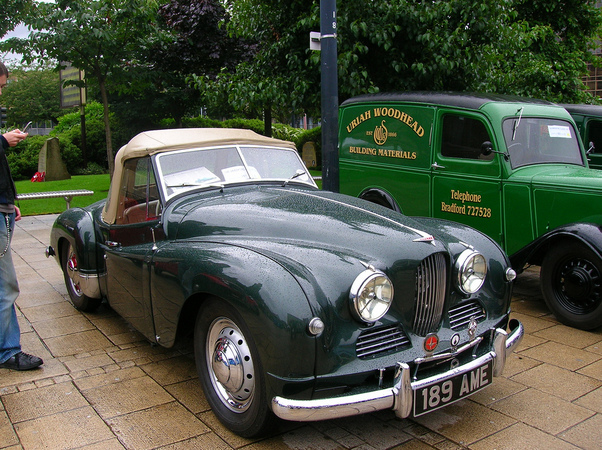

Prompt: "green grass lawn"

[14,170,322,217]
[15,174,111,216]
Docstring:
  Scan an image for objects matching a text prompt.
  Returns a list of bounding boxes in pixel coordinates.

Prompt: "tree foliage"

[1,0,171,175]
[214,0,602,115]
[0,0,33,37]
[0,64,62,126]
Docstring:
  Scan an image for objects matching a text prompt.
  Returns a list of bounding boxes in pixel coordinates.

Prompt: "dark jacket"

[0,135,16,205]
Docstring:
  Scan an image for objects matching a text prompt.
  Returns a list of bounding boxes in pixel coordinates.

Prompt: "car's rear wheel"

[61,242,101,311]
[541,240,602,330]
[194,298,273,437]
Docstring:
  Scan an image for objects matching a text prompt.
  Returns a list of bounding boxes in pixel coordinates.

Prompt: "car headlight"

[350,268,394,323]
[456,249,487,294]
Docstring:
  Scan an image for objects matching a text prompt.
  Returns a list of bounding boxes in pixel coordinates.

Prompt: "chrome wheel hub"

[207,318,255,413]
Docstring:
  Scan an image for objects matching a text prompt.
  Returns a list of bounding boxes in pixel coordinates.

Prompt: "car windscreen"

[155,145,315,200]
[502,117,584,169]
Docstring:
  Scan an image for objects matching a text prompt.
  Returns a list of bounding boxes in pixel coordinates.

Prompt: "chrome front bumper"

[272,319,523,422]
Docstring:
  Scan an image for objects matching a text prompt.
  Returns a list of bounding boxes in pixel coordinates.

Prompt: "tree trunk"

[99,79,114,178]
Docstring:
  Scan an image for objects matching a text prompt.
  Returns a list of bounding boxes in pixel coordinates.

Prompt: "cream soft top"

[102,128,297,224]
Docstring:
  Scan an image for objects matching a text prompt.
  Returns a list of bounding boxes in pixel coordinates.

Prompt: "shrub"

[6,135,47,180]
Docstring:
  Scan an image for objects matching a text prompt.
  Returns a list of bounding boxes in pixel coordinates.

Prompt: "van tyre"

[194,298,274,437]
[541,241,602,330]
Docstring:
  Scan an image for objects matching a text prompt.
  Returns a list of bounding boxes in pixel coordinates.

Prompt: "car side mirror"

[481,140,510,161]
[481,141,494,156]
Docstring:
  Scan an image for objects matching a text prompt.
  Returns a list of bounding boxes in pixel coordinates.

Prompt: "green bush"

[6,135,47,180]
[50,101,121,172]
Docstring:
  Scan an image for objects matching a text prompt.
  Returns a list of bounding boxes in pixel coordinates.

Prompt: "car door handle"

[105,240,121,248]
[432,162,446,170]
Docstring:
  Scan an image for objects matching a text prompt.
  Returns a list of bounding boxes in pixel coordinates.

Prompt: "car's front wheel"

[194,298,273,437]
[541,240,602,330]
[61,242,101,311]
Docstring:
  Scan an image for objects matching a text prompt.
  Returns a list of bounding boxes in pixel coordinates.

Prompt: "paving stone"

[574,386,602,413]
[509,311,557,333]
[0,410,19,448]
[20,299,77,323]
[14,406,114,449]
[73,366,146,391]
[32,314,95,339]
[164,378,211,414]
[558,413,602,450]
[469,375,527,406]
[82,375,174,419]
[518,341,601,371]
[248,425,348,449]
[411,400,516,446]
[141,355,197,385]
[510,363,601,401]
[62,353,116,373]
[2,381,89,423]
[44,329,115,357]
[489,387,594,435]
[156,433,231,450]
[533,324,602,349]
[108,402,209,450]
[577,358,602,381]
[469,422,579,450]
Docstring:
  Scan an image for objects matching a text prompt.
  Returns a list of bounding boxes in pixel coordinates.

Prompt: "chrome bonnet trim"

[271,319,524,422]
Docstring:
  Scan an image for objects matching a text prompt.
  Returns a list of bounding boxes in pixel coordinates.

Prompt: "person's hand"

[15,206,21,221]
[2,129,28,147]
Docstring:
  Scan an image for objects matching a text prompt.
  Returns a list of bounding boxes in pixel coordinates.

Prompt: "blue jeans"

[0,212,21,363]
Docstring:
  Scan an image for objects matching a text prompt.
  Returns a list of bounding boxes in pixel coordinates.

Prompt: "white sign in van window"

[548,125,572,138]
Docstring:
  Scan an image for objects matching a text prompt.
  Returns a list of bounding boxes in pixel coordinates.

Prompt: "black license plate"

[413,360,493,417]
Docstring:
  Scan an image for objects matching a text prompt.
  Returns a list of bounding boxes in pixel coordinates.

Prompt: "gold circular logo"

[374,120,388,146]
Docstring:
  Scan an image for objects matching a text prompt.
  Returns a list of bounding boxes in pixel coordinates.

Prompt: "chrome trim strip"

[271,320,524,422]
[75,272,103,299]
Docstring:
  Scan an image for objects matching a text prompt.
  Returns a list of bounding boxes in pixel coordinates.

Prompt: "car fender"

[510,222,602,271]
[50,207,100,275]
[149,241,317,396]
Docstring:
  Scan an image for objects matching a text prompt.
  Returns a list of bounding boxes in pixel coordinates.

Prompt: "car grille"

[449,300,486,330]
[356,324,411,358]
[413,253,447,336]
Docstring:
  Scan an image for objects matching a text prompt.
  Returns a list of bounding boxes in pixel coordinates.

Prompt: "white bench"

[17,189,94,209]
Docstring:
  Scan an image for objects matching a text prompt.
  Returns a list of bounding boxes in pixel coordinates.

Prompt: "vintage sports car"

[47,128,523,437]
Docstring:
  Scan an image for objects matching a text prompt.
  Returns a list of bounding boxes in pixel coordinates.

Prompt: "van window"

[502,117,583,168]
[441,115,494,161]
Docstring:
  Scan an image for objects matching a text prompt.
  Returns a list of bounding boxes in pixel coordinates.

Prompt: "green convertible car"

[47,128,523,437]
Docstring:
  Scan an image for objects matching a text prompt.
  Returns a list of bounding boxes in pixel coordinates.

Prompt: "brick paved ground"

[1,214,600,449]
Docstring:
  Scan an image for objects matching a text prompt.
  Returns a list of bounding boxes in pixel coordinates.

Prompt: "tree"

[2,0,171,176]
[217,0,602,115]
[155,0,257,123]
[0,0,33,37]
[216,0,320,129]
[0,64,62,127]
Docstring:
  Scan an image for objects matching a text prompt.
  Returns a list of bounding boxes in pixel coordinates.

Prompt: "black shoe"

[0,352,43,370]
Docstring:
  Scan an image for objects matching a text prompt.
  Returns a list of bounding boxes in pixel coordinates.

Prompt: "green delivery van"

[339,92,602,330]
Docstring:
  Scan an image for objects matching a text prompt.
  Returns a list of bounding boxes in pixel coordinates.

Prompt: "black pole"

[320,0,339,192]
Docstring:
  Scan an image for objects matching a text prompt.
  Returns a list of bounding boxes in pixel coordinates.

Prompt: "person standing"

[0,61,43,370]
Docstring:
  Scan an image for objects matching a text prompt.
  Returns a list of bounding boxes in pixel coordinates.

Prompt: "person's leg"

[0,212,21,364]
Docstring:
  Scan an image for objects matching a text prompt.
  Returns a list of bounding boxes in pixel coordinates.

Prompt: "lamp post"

[320,0,339,192]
